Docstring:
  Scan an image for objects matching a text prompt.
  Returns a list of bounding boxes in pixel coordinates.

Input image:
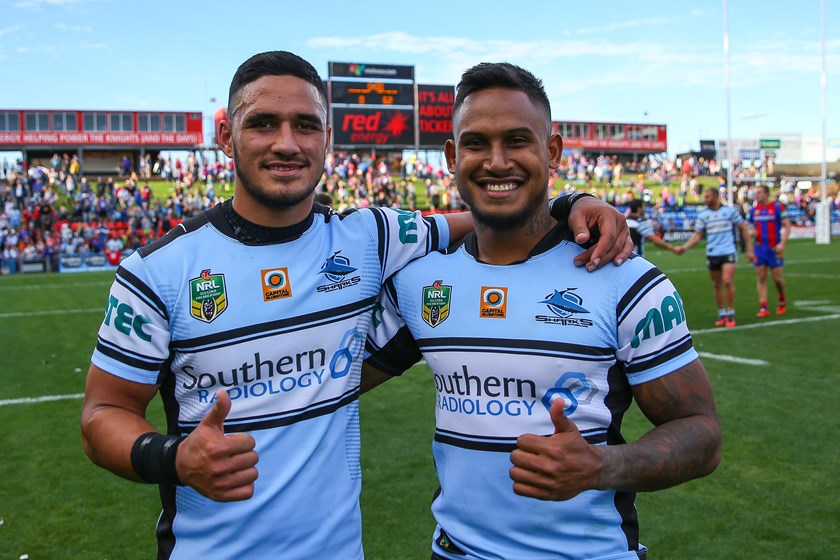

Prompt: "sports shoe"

[756,308,771,318]
[714,318,727,327]
[725,317,736,328]
[776,304,787,315]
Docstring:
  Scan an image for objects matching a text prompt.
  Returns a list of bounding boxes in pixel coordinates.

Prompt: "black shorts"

[707,253,736,271]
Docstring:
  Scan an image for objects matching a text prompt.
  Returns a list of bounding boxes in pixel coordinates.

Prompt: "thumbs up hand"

[509,397,604,501]
[175,390,259,502]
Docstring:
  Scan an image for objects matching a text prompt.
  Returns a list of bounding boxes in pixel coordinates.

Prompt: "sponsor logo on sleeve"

[317,250,361,293]
[479,286,508,318]
[535,288,593,327]
[104,295,152,341]
[190,269,227,323]
[261,267,292,301]
[422,280,452,327]
[630,290,686,348]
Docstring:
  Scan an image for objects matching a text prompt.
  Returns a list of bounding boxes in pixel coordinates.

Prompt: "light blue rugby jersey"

[694,204,743,257]
[626,217,655,257]
[366,226,698,560]
[91,201,449,560]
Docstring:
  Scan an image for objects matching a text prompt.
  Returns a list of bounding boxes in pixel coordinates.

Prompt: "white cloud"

[564,17,672,35]
[55,22,93,32]
[80,42,106,49]
[691,8,704,17]
[14,0,105,8]
[0,24,25,38]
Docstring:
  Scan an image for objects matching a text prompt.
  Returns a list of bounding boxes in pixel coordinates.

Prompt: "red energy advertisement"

[417,84,454,148]
[332,107,415,148]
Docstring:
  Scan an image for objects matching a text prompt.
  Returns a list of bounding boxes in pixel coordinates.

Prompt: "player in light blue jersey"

[365,63,721,560]
[79,52,632,560]
[678,187,753,327]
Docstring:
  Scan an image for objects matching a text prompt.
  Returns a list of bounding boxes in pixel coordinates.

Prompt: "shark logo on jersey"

[317,251,361,293]
[536,288,593,327]
[422,280,452,327]
[190,269,227,323]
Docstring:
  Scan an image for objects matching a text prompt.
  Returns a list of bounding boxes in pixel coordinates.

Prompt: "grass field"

[1,239,839,559]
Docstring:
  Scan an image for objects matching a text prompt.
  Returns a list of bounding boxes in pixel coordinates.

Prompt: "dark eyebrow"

[458,127,537,140]
[243,112,324,126]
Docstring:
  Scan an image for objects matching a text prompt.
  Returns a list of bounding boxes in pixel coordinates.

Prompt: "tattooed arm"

[510,359,721,500]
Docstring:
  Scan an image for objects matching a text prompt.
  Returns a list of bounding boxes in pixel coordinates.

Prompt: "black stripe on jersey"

[434,430,607,452]
[423,216,440,253]
[170,296,376,352]
[115,266,168,320]
[155,357,180,560]
[383,276,400,308]
[97,335,164,364]
[616,268,667,324]
[370,208,388,274]
[365,325,422,377]
[628,333,693,364]
[625,338,694,374]
[95,340,162,371]
[418,337,614,360]
[178,387,359,434]
[138,212,208,258]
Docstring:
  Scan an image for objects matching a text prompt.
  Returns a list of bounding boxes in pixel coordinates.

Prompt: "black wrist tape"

[549,192,596,221]
[130,432,186,486]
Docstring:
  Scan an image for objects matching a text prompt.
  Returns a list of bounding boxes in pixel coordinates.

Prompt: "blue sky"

[1,0,837,156]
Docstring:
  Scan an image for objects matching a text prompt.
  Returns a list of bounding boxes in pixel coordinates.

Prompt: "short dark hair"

[756,183,771,194]
[228,51,327,116]
[628,199,644,213]
[453,62,552,130]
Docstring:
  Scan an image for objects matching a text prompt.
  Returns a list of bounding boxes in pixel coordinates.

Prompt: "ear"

[217,117,234,159]
[444,139,456,175]
[324,125,332,154]
[547,133,563,170]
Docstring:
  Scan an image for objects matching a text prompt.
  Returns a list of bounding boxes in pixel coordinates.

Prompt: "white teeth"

[485,183,517,192]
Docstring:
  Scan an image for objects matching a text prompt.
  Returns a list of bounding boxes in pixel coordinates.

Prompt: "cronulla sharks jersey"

[91,201,449,560]
[695,204,743,256]
[366,226,698,560]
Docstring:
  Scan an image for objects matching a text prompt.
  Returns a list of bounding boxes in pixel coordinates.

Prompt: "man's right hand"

[175,389,259,502]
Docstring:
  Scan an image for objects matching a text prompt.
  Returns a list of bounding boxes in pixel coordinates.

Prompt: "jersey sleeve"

[637,219,655,239]
[694,213,706,232]
[364,208,450,280]
[91,252,171,384]
[614,260,699,386]
[731,207,744,225]
[364,276,422,377]
[776,202,788,219]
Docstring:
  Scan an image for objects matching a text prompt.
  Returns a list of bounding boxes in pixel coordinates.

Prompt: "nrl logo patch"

[422,280,452,328]
[190,269,227,323]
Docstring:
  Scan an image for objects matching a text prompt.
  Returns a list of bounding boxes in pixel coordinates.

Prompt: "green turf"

[1,239,839,559]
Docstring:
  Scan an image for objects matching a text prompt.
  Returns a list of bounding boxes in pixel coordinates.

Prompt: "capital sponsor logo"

[187,327,364,403]
[480,286,507,318]
[317,251,361,293]
[435,365,537,417]
[190,269,227,323]
[103,295,152,341]
[536,288,593,327]
[422,280,452,327]
[261,267,292,301]
[630,290,686,348]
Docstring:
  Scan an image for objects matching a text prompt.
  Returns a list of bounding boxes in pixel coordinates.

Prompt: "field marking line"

[786,272,839,280]
[698,352,768,366]
[0,393,85,407]
[0,308,102,319]
[0,281,112,291]
[665,256,840,274]
[692,313,840,335]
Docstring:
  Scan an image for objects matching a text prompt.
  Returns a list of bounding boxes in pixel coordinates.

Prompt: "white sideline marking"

[666,255,840,274]
[786,273,839,280]
[0,393,85,407]
[699,352,768,366]
[692,313,840,334]
[0,281,111,291]
[0,308,101,318]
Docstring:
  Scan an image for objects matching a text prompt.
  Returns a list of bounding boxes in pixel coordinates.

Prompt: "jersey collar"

[208,198,316,245]
[463,222,574,265]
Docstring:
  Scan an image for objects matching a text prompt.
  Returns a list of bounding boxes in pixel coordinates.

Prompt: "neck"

[232,185,314,228]
[473,209,556,265]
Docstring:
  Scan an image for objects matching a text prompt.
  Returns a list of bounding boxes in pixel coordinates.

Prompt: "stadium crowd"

[0,151,837,274]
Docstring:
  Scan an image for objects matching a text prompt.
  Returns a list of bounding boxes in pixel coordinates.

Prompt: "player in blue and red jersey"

[748,184,790,317]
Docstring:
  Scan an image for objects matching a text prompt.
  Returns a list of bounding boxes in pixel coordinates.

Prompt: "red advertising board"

[561,137,668,152]
[0,131,202,146]
[417,84,454,148]
[332,107,415,148]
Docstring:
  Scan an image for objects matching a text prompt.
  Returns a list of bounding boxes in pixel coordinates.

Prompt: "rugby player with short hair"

[79,51,632,559]
[748,184,790,317]
[364,62,721,560]
[626,199,681,257]
[678,186,754,328]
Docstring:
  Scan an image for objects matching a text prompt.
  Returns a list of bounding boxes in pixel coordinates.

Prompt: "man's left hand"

[509,398,602,501]
[774,244,785,254]
[568,197,633,271]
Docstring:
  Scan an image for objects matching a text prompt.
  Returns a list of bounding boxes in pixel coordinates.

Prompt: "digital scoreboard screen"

[330,81,415,106]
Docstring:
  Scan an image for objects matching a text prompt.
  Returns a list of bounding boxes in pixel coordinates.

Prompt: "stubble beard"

[233,144,321,210]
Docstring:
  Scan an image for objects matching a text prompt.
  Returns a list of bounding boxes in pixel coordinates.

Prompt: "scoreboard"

[330,81,415,107]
